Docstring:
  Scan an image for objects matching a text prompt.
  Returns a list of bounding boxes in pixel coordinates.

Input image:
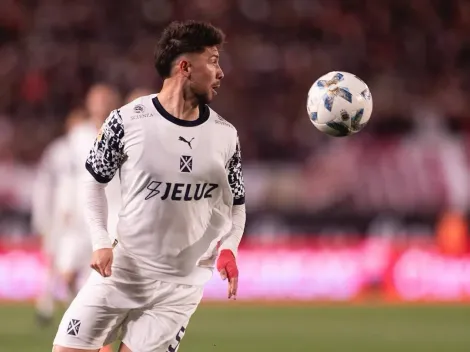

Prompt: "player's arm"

[220,136,246,254]
[217,136,246,299]
[84,110,126,276]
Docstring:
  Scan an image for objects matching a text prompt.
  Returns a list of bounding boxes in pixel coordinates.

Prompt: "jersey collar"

[152,97,210,127]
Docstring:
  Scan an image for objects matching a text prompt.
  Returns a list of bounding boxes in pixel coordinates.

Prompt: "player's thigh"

[53,273,128,350]
[121,282,204,352]
[122,313,190,352]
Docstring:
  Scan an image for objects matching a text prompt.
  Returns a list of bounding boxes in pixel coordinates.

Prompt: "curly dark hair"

[154,21,226,79]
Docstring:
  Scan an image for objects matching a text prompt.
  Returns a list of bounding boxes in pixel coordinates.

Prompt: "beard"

[193,91,211,105]
[188,79,212,105]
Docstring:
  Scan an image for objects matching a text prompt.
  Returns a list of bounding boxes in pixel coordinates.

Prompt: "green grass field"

[0,303,469,352]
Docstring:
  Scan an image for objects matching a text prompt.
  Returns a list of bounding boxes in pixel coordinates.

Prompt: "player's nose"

[216,67,224,80]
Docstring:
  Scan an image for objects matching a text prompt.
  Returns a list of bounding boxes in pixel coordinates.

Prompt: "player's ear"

[178,59,191,78]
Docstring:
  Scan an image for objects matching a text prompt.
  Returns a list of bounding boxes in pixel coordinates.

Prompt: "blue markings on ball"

[337,87,352,103]
[323,93,334,111]
[360,89,371,100]
[322,87,352,112]
[317,72,344,89]
[326,121,350,137]
[331,72,344,82]
[351,108,365,131]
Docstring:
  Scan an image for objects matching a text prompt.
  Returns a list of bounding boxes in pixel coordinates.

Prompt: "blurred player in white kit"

[32,108,87,324]
[65,83,123,284]
[53,20,246,352]
[59,83,122,299]
[33,84,122,326]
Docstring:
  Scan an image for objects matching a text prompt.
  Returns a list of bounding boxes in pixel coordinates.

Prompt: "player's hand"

[216,249,238,300]
[90,248,113,277]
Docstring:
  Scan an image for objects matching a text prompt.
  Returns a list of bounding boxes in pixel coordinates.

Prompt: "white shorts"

[53,271,204,351]
[55,234,92,274]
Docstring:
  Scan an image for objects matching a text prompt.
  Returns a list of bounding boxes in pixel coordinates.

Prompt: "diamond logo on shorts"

[67,319,81,336]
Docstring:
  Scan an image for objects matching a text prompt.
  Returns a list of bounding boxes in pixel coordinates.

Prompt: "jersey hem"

[113,264,214,287]
[145,267,213,287]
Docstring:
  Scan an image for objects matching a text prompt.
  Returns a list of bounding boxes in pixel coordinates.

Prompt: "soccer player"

[55,84,121,303]
[67,83,123,255]
[32,107,87,325]
[52,20,246,352]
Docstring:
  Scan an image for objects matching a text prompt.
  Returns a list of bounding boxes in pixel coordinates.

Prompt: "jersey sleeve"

[227,136,246,205]
[85,110,125,183]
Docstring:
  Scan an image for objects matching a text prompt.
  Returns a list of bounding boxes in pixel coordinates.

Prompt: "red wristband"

[216,249,239,279]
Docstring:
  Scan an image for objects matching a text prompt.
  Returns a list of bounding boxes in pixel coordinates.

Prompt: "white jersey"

[85,94,245,285]
[33,122,120,275]
[32,135,75,254]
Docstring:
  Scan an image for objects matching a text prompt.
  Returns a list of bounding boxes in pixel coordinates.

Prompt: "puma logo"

[178,136,194,149]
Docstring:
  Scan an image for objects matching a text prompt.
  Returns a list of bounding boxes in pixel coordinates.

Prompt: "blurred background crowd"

[1,0,470,249]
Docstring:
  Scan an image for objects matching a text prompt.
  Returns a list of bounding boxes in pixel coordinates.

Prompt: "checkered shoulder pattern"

[85,110,125,183]
[227,136,245,205]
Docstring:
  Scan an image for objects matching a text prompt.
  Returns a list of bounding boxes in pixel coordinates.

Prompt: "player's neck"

[158,79,199,121]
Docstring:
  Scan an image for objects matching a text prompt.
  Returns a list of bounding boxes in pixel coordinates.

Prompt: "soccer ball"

[307,71,373,137]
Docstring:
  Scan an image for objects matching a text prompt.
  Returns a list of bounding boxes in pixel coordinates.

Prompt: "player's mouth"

[211,84,220,95]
